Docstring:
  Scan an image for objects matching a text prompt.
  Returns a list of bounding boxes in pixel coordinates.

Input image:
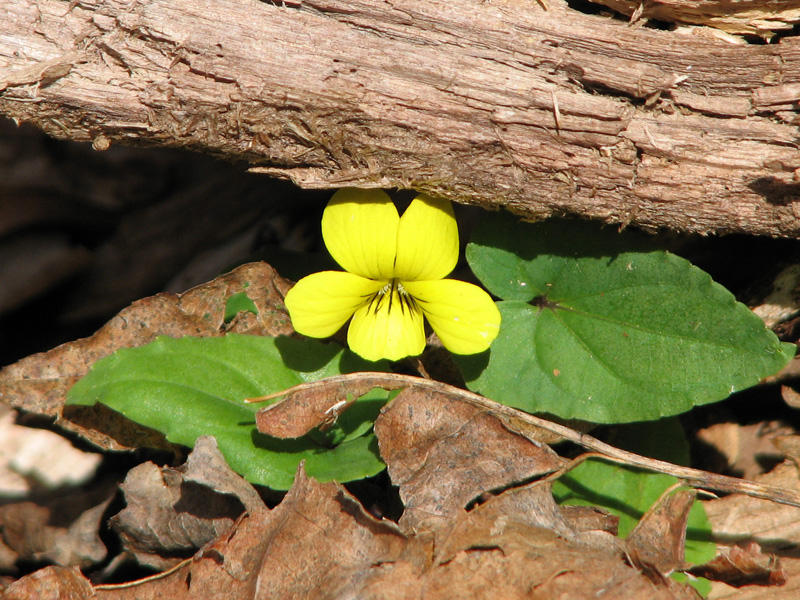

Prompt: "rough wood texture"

[2,0,800,237]
[589,0,800,36]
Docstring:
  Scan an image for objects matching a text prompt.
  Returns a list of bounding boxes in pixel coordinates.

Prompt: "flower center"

[366,279,419,315]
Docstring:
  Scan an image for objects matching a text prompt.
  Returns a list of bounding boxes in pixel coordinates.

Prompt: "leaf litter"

[0,482,114,572]
[3,379,779,599]
[374,386,564,534]
[3,262,800,598]
[0,406,100,496]
[701,462,800,598]
[110,437,261,571]
[6,391,703,599]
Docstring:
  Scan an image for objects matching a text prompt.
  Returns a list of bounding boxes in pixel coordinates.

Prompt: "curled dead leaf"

[252,373,405,438]
[254,385,359,438]
[689,541,786,587]
[625,487,696,576]
[94,464,407,600]
[0,480,115,571]
[703,461,800,598]
[111,437,265,571]
[375,386,565,533]
[433,481,623,566]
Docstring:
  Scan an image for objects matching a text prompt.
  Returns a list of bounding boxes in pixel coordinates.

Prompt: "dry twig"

[251,372,800,509]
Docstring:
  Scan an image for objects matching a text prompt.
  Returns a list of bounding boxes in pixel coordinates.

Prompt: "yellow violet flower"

[284,189,501,362]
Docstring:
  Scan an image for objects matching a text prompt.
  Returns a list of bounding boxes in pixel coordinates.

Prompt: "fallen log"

[2,0,800,236]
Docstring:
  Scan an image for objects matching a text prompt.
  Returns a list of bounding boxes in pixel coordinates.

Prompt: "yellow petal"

[405,279,500,355]
[284,271,383,338]
[394,194,458,281]
[347,285,426,362]
[321,188,399,280]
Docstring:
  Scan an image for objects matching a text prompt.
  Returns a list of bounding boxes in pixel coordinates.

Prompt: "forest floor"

[2,118,800,599]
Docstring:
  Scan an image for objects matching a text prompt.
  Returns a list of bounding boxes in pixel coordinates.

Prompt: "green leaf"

[672,572,711,598]
[459,214,795,423]
[551,419,716,567]
[223,291,258,322]
[66,334,388,489]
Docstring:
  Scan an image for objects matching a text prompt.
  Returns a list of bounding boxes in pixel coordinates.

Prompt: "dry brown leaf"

[96,464,697,600]
[3,566,94,600]
[111,437,263,571]
[248,467,407,599]
[179,436,265,516]
[95,465,407,600]
[7,461,706,598]
[0,409,101,496]
[705,461,800,599]
[375,386,565,533]
[696,421,792,480]
[0,261,292,451]
[0,480,115,571]
[99,506,273,600]
[254,381,365,438]
[560,503,620,535]
[397,544,698,600]
[433,481,623,566]
[690,541,786,588]
[18,510,273,600]
[626,488,696,576]
[3,372,764,598]
[358,536,698,600]
[254,373,407,438]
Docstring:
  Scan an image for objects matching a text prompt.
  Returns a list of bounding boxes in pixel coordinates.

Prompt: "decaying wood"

[2,0,800,237]
[591,0,800,37]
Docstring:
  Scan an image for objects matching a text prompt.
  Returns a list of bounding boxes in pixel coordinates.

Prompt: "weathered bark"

[590,0,800,37]
[2,0,800,237]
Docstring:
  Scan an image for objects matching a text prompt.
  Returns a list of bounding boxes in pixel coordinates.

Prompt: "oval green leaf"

[66,334,388,489]
[459,215,795,423]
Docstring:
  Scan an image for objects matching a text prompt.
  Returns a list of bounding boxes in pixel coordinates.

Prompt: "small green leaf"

[551,419,716,567]
[459,214,795,423]
[224,291,258,322]
[66,334,388,489]
[671,572,712,598]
